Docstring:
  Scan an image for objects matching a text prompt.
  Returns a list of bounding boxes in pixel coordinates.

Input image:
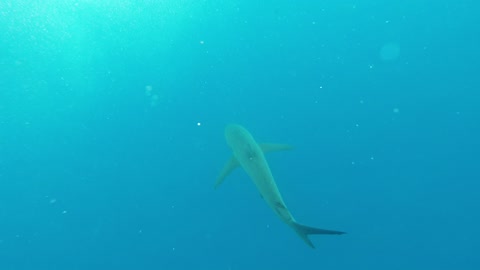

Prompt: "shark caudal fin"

[292,222,345,248]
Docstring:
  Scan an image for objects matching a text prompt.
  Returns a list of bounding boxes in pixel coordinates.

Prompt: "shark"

[215,124,345,248]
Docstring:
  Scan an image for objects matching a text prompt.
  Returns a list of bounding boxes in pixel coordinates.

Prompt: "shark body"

[216,124,345,248]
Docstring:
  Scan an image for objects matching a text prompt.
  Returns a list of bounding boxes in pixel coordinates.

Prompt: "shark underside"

[215,124,345,248]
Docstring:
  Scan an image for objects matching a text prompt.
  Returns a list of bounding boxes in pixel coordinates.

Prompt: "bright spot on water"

[380,42,400,61]
[145,85,159,107]
[197,122,201,126]
[145,85,153,95]
[49,198,57,204]
[393,108,400,113]
[62,210,67,214]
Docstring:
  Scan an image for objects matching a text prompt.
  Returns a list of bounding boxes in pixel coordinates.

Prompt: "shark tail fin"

[292,222,346,249]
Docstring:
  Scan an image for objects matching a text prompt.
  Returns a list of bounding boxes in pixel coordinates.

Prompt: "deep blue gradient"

[1,1,479,269]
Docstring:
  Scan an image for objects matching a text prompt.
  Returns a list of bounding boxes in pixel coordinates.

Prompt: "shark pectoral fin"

[259,143,294,153]
[214,156,239,189]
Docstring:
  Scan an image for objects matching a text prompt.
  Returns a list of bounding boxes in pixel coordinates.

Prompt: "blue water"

[1,1,479,269]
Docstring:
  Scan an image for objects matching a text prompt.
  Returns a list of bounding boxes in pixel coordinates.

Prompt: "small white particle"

[197,122,201,126]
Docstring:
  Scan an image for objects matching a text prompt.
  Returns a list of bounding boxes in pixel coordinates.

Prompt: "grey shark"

[215,124,345,248]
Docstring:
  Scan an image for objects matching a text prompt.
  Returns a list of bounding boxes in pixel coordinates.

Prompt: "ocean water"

[0,1,479,269]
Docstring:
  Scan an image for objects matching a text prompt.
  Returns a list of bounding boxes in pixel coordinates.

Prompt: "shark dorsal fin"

[214,156,239,189]
[259,143,293,153]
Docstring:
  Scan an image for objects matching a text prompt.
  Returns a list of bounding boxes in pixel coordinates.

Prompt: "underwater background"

[1,1,479,269]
